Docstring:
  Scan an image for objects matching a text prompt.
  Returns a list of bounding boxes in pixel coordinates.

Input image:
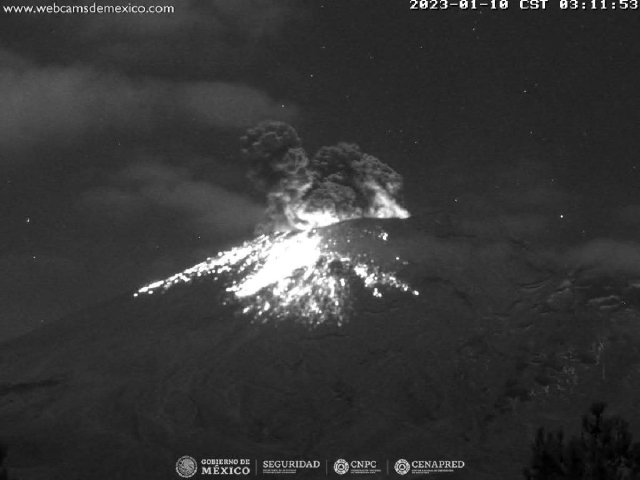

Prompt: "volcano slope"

[1,217,640,479]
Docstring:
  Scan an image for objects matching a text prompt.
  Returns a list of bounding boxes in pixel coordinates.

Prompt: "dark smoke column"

[241,121,409,234]
[241,121,312,233]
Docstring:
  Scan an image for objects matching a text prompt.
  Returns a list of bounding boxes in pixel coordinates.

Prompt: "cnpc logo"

[334,459,378,474]
[334,459,349,475]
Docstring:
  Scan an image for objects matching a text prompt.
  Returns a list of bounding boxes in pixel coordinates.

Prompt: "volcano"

[2,216,640,479]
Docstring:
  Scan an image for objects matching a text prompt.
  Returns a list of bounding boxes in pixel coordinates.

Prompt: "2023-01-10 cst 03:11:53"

[410,0,640,8]
[409,1,545,10]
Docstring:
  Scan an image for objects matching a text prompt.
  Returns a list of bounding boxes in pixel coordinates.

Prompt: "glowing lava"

[134,224,419,327]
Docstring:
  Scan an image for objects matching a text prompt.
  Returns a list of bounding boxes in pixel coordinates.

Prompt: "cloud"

[506,184,573,209]
[6,0,303,74]
[181,83,297,128]
[0,253,86,341]
[419,157,582,242]
[0,0,303,158]
[616,204,640,226]
[0,253,84,286]
[211,0,299,38]
[77,0,296,39]
[0,50,297,157]
[565,239,640,276]
[458,213,551,238]
[0,63,147,150]
[81,160,264,238]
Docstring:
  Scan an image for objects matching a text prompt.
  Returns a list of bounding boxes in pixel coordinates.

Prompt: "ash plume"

[241,121,409,234]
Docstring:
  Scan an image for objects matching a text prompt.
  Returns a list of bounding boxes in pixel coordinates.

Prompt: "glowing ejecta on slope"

[229,233,323,298]
[134,225,419,327]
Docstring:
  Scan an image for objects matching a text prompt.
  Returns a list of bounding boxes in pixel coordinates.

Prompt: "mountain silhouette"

[2,217,640,479]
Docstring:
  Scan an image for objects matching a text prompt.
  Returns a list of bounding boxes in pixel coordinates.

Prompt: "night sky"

[2,0,640,340]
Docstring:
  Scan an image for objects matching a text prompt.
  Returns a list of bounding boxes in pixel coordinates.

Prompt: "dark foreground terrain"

[2,218,640,479]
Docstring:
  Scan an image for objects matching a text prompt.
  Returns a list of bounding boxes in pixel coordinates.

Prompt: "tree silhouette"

[524,403,640,479]
[0,442,9,480]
